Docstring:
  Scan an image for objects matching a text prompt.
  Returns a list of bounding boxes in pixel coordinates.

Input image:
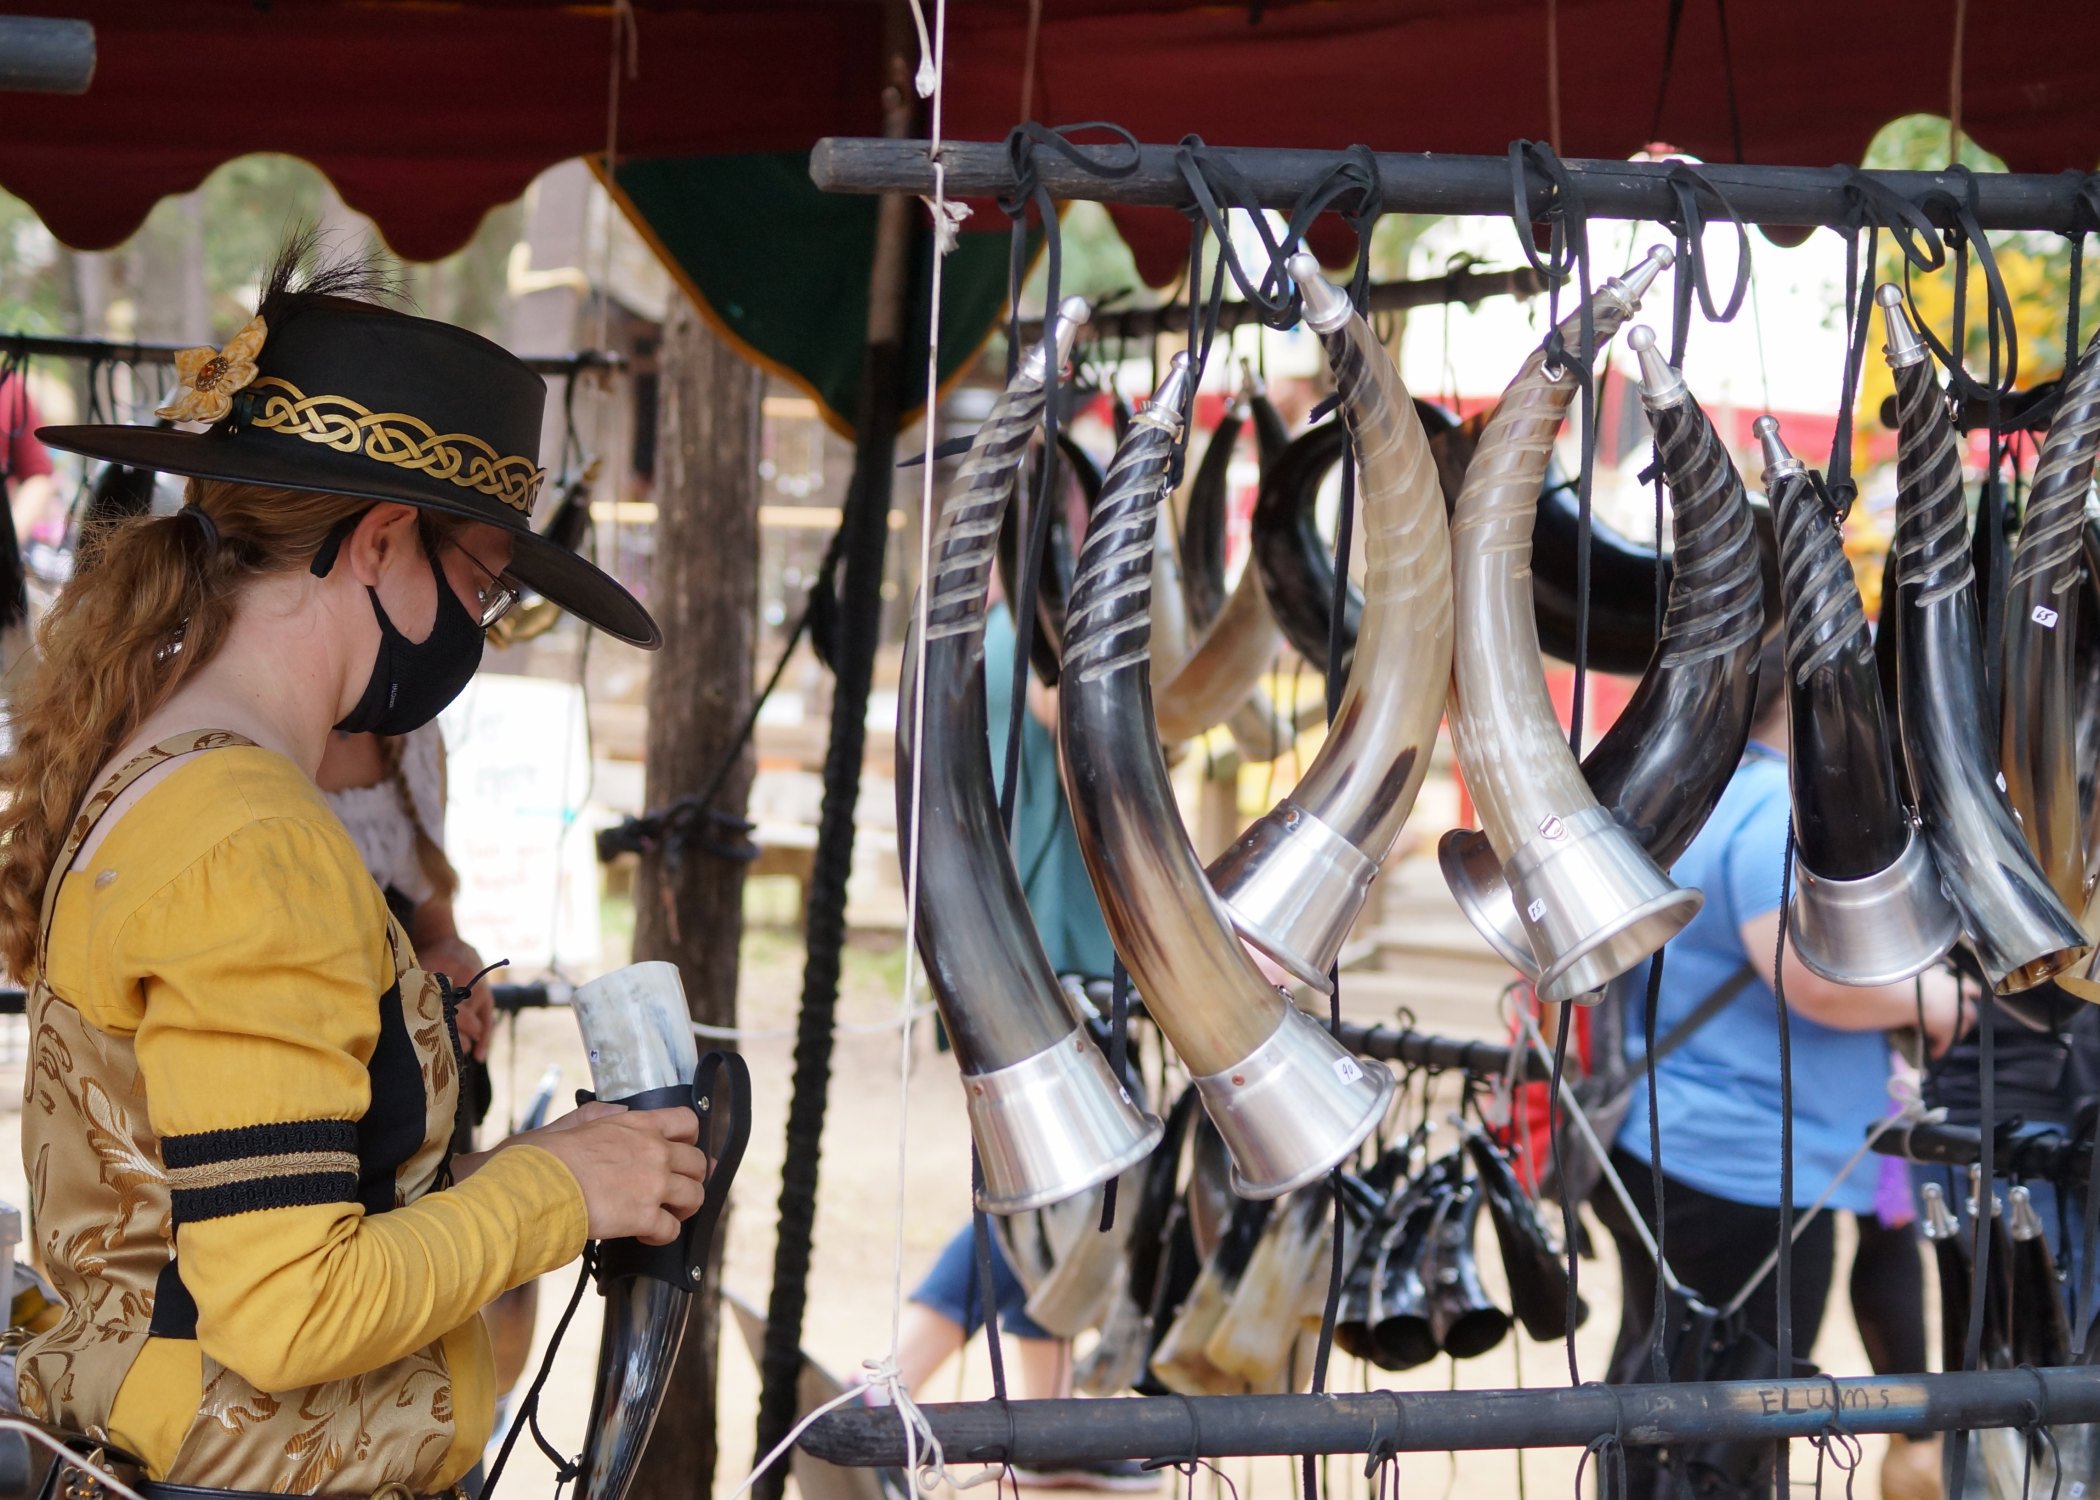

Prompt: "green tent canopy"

[606,151,1026,437]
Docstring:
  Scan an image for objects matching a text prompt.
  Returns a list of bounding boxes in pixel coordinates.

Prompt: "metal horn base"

[2054,883,2100,1003]
[1196,1003,1394,1201]
[965,1028,1166,1215]
[1788,827,1962,988]
[1504,806,1702,1004]
[1210,799,1377,993]
[1436,828,1541,980]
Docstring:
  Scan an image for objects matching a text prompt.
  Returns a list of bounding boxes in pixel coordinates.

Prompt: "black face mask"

[333,535,485,736]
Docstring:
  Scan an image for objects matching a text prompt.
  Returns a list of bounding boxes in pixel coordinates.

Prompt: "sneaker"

[1009,1459,1161,1493]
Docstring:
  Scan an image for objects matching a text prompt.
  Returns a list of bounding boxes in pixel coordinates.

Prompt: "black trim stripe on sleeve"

[164,1119,360,1226]
[162,1118,358,1168]
[172,1172,359,1227]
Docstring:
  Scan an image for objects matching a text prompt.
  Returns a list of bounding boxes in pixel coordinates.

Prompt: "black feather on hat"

[38,232,659,649]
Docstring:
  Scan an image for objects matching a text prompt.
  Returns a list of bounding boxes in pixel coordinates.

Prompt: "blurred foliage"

[1852,115,2100,442]
[0,153,525,347]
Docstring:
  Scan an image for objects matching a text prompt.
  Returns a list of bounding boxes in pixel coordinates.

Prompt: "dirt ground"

[0,878,1908,1500]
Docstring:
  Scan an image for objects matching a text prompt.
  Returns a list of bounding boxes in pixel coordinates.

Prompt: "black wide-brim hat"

[39,294,661,648]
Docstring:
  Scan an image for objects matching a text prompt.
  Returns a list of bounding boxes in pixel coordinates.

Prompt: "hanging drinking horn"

[1423,1179,1510,1360]
[996,431,1105,689]
[1205,1184,1334,1392]
[1462,1121,1582,1342]
[2002,326,2100,909]
[1443,246,1701,1004]
[1062,354,1393,1197]
[1366,1174,1447,1371]
[1756,416,1961,985]
[1149,1194,1275,1395]
[1075,1086,1202,1397]
[2009,1185,2072,1369]
[1880,285,2091,993]
[1922,1183,1971,1376]
[2005,329,2100,1000]
[1441,324,1767,980]
[1181,380,1247,631]
[1208,253,1454,989]
[897,297,1164,1211]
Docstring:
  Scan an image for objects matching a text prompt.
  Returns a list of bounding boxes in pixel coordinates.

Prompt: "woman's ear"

[342,503,420,588]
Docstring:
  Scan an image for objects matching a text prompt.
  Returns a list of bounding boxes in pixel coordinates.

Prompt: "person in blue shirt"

[1591,630,1967,1497]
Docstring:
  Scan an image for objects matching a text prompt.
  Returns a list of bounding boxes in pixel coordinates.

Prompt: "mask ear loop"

[309,509,370,579]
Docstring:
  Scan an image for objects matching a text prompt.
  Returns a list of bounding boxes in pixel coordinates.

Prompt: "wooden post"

[628,299,763,1500]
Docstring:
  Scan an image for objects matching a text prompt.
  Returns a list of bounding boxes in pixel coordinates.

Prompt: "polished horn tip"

[1877,283,1927,367]
[1610,245,1674,306]
[1238,356,1268,401]
[1018,298,1092,386]
[1289,252,1351,333]
[1135,354,1194,433]
[1755,415,1805,480]
[1921,1182,1958,1239]
[1628,325,1688,409]
[2010,1185,2045,1241]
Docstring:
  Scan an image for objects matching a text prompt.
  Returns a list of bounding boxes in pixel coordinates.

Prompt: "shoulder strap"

[1595,959,1758,1106]
[35,731,257,971]
[1648,960,1759,1069]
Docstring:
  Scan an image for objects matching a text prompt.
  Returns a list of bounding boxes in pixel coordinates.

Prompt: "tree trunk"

[628,299,762,1500]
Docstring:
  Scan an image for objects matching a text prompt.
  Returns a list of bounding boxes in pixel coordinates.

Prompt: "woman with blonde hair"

[1,246,699,1496]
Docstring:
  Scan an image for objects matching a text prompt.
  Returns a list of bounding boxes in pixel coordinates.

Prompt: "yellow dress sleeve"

[125,815,587,1394]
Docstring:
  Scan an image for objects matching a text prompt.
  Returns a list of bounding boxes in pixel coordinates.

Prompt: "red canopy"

[4,0,2099,275]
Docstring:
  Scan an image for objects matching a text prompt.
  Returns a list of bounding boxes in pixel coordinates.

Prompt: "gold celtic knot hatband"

[246,375,545,513]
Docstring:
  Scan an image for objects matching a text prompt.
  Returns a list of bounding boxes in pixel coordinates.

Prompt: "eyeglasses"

[447,541,521,629]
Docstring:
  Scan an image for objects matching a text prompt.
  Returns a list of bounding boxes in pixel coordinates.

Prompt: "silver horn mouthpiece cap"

[1134,352,1194,434]
[1754,415,1806,482]
[1788,825,1961,988]
[1288,251,1352,334]
[964,1026,1165,1214]
[1501,805,1702,1004]
[1876,283,1927,368]
[1018,296,1093,386]
[1211,798,1379,993]
[1603,245,1675,311]
[1628,324,1689,410]
[1195,1003,1393,1200]
[1436,828,1546,983]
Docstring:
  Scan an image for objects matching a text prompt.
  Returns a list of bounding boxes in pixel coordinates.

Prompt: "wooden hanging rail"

[810,138,2096,234]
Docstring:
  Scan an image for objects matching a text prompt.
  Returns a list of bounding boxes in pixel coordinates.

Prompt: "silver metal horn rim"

[1534,885,1704,1003]
[965,1028,1167,1214]
[1198,1004,1395,1201]
[1213,798,1378,993]
[1787,828,1962,987]
[1435,827,1541,977]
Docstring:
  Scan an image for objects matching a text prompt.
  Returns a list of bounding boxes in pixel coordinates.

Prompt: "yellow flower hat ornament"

[156,315,267,425]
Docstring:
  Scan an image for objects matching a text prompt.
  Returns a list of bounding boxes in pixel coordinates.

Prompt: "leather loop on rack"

[1173,135,1299,329]
[1574,1382,1630,1500]
[1901,165,2020,403]
[1662,160,1752,369]
[1141,1394,1207,1473]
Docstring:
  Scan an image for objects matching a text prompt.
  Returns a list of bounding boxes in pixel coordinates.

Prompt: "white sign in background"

[440,674,603,976]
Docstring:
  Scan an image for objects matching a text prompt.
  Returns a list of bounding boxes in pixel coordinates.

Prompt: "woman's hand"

[492,1102,709,1245]
[420,934,496,1059]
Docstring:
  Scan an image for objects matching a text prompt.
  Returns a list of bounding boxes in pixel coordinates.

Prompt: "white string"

[0,1419,151,1500]
[721,0,960,1494]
